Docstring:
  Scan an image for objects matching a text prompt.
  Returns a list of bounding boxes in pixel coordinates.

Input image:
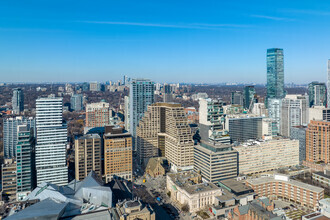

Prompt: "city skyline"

[0,1,330,83]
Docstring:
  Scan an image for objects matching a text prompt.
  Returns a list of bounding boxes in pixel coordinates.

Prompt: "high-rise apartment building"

[136,103,194,171]
[306,120,330,163]
[280,94,308,137]
[308,106,330,122]
[104,127,132,182]
[308,81,327,107]
[327,60,330,108]
[16,125,34,200]
[268,98,281,135]
[12,88,24,115]
[74,134,102,181]
[194,141,237,183]
[199,98,229,143]
[35,97,68,186]
[227,115,263,143]
[290,125,307,163]
[231,91,243,106]
[3,116,35,159]
[86,101,110,127]
[2,159,17,201]
[244,86,256,110]
[233,138,299,175]
[267,48,285,100]
[129,79,155,138]
[89,81,101,91]
[70,94,84,111]
[124,96,130,131]
[163,84,173,103]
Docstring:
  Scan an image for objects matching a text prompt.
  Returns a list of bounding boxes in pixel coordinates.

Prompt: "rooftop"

[219,179,253,195]
[247,176,324,193]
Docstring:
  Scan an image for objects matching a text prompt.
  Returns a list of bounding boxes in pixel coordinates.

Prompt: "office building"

[231,91,243,106]
[89,81,101,91]
[85,101,110,127]
[35,97,68,186]
[244,86,256,110]
[309,106,330,122]
[74,134,102,181]
[3,116,35,159]
[12,88,24,115]
[136,103,194,171]
[308,81,327,107]
[124,96,130,131]
[199,98,230,143]
[267,48,285,100]
[290,125,307,163]
[129,78,155,138]
[104,127,132,182]
[194,141,238,183]
[16,125,34,201]
[227,115,263,143]
[280,94,308,137]
[252,103,267,116]
[246,174,324,209]
[70,94,84,111]
[167,170,222,212]
[233,138,299,175]
[306,120,330,164]
[1,159,17,201]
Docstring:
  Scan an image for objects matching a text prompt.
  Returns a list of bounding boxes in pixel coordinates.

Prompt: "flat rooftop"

[168,172,220,195]
[220,179,253,194]
[247,177,324,193]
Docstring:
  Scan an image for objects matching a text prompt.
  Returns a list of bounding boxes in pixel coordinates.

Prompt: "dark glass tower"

[267,48,285,100]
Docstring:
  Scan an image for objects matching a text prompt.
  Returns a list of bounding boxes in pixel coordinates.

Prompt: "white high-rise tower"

[35,97,68,185]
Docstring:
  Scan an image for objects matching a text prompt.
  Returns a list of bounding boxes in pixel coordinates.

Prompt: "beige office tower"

[137,103,194,172]
[104,127,132,182]
[74,134,102,180]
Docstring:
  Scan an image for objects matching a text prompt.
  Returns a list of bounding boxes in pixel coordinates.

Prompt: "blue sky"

[0,1,330,83]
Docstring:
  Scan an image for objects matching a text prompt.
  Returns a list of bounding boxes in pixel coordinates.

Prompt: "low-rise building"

[227,197,280,220]
[166,170,222,212]
[1,159,17,201]
[145,157,167,178]
[246,174,324,210]
[233,138,299,175]
[319,198,330,218]
[312,170,330,188]
[113,200,156,220]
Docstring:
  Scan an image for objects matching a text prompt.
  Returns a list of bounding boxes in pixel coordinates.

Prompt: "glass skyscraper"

[267,48,285,101]
[129,79,155,138]
[308,81,327,107]
[12,88,24,115]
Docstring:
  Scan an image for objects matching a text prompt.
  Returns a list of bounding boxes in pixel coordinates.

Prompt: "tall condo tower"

[12,88,24,115]
[267,48,285,101]
[129,79,155,138]
[35,97,68,186]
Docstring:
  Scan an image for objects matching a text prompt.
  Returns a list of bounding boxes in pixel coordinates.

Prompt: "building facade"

[267,48,285,100]
[290,125,307,163]
[268,98,281,135]
[70,94,84,111]
[74,134,102,181]
[124,96,130,131]
[3,116,35,159]
[199,98,229,143]
[12,88,24,115]
[2,159,17,201]
[86,101,110,127]
[129,79,155,138]
[327,60,330,108]
[193,141,238,183]
[306,120,330,163]
[35,97,68,186]
[16,125,34,200]
[227,115,263,143]
[136,103,194,171]
[308,81,327,107]
[233,138,299,175]
[244,86,256,110]
[246,174,324,209]
[231,91,244,106]
[104,128,132,182]
[280,95,308,137]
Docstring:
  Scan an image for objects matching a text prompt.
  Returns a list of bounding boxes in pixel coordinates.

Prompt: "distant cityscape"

[0,48,329,220]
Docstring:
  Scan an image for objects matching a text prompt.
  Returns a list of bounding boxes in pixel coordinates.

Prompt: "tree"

[181,203,189,213]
